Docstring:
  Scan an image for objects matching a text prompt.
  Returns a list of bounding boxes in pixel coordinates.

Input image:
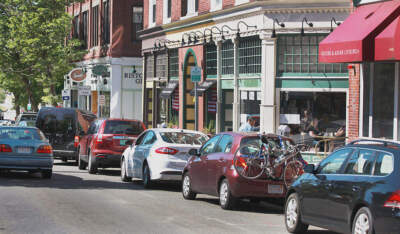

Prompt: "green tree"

[0,0,84,111]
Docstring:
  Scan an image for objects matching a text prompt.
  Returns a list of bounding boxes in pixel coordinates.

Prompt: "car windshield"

[0,128,46,141]
[103,120,144,135]
[160,132,208,145]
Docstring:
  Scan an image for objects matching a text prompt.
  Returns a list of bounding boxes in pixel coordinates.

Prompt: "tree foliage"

[0,0,84,112]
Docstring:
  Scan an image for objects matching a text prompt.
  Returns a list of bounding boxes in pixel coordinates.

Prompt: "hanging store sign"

[69,68,87,82]
[99,95,106,106]
[78,86,91,96]
[92,65,109,76]
[191,67,201,82]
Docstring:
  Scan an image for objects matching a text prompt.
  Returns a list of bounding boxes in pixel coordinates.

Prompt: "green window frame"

[277,34,348,76]
[145,54,154,78]
[221,40,234,75]
[205,43,217,77]
[239,36,261,74]
[169,49,179,78]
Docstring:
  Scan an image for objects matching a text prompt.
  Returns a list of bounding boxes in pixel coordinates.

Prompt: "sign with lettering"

[99,95,106,106]
[191,67,201,82]
[78,86,91,96]
[69,68,86,82]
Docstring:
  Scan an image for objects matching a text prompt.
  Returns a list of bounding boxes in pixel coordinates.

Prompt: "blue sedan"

[0,126,53,178]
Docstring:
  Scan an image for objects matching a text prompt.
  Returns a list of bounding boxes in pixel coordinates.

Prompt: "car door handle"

[352,186,360,192]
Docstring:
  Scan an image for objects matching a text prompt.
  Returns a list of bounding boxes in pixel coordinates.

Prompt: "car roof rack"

[349,139,400,148]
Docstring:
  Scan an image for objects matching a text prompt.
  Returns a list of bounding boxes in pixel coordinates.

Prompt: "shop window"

[222,41,234,75]
[132,6,143,42]
[91,6,99,47]
[277,34,348,76]
[240,91,261,128]
[155,53,168,78]
[102,0,110,44]
[279,92,346,148]
[239,36,261,74]
[145,54,154,78]
[205,43,217,77]
[168,49,179,78]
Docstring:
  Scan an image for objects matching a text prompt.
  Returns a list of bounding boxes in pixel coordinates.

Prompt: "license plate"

[120,140,127,146]
[17,147,32,154]
[267,184,284,194]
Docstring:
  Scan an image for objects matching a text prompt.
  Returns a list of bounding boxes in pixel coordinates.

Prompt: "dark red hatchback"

[77,119,145,174]
[182,132,295,210]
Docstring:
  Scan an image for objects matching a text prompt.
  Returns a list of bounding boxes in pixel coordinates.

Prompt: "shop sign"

[78,86,91,96]
[69,68,87,82]
[124,71,143,84]
[99,95,106,106]
[191,67,201,82]
[92,65,109,76]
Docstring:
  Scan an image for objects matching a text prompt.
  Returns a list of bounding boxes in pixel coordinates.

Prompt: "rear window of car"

[160,132,208,145]
[0,128,46,141]
[103,120,144,135]
[374,152,394,176]
[20,115,36,121]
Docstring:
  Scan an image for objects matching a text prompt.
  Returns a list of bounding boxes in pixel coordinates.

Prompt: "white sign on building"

[78,86,91,96]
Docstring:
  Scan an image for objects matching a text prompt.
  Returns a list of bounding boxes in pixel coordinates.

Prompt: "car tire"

[121,158,132,182]
[41,170,52,179]
[285,193,308,233]
[88,151,98,174]
[78,148,87,170]
[182,172,196,200]
[352,207,374,234]
[219,179,237,210]
[142,163,152,189]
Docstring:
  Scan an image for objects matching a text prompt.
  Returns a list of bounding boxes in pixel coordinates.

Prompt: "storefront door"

[183,52,196,130]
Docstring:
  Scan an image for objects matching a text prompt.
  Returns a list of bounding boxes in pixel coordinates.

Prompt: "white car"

[120,128,209,188]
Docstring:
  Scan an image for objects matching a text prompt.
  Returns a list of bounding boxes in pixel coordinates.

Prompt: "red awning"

[375,16,400,61]
[319,0,400,63]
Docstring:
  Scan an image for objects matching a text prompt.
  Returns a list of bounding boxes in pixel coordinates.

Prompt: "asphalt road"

[0,161,337,234]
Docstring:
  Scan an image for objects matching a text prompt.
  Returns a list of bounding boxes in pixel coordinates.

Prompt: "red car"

[77,119,146,174]
[182,132,302,210]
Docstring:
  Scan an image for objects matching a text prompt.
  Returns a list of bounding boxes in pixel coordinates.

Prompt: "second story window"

[163,0,171,23]
[91,5,99,47]
[211,0,222,11]
[82,11,88,48]
[132,6,143,42]
[73,16,80,39]
[149,0,156,26]
[102,0,110,44]
[181,0,197,17]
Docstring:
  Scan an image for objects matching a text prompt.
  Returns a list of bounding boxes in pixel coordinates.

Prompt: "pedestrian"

[239,116,256,132]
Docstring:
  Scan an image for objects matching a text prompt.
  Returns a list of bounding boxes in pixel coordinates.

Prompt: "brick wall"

[347,64,360,142]
[199,0,210,15]
[171,0,181,22]
[144,0,149,28]
[156,0,163,25]
[223,0,235,9]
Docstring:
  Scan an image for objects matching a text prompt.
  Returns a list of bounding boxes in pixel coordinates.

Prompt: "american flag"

[172,90,179,110]
[208,87,217,113]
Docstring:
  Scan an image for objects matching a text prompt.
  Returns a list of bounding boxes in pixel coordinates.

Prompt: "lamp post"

[271,19,285,38]
[301,17,313,36]
[330,17,341,32]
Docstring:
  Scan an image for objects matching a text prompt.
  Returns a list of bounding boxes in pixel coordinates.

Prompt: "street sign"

[62,96,70,101]
[78,86,91,96]
[191,67,201,82]
[99,95,106,106]
[27,103,31,111]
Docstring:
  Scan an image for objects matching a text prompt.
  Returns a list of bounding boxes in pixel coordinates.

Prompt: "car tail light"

[0,144,12,152]
[37,145,52,154]
[74,136,79,148]
[96,134,103,143]
[94,134,113,149]
[155,147,179,155]
[384,190,400,209]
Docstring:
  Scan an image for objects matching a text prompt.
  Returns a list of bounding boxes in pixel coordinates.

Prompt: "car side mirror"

[188,148,200,157]
[304,164,315,174]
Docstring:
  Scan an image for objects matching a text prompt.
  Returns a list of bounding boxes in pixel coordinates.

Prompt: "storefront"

[319,0,400,142]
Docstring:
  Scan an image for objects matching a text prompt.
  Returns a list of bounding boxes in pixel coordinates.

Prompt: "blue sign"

[191,67,201,82]
[62,96,70,101]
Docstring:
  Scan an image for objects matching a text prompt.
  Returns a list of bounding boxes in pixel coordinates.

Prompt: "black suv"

[36,107,96,162]
[285,139,400,234]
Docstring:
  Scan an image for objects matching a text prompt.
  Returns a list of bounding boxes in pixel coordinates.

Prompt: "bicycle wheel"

[283,159,304,188]
[233,143,265,180]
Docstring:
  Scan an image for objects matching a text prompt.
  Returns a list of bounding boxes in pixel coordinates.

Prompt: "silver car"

[0,126,53,178]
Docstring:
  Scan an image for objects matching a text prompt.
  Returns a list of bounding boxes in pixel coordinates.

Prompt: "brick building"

[139,0,351,148]
[64,0,144,120]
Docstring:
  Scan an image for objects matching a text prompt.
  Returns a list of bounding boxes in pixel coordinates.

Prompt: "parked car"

[182,132,300,210]
[16,112,37,125]
[0,126,53,178]
[36,107,96,162]
[18,120,36,127]
[78,119,146,174]
[121,129,209,188]
[285,139,400,234]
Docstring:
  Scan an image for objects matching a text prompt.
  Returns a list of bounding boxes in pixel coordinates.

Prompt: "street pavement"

[0,161,337,234]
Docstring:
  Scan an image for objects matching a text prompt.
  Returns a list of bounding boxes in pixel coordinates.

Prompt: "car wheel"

[88,151,98,174]
[121,158,132,182]
[182,172,196,200]
[219,179,237,210]
[353,207,374,234]
[41,170,52,179]
[285,193,308,233]
[142,163,152,189]
[78,148,87,170]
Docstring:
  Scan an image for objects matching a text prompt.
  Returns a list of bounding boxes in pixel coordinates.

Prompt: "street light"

[301,17,313,36]
[221,25,238,40]
[236,21,257,38]
[271,19,285,38]
[330,17,341,32]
